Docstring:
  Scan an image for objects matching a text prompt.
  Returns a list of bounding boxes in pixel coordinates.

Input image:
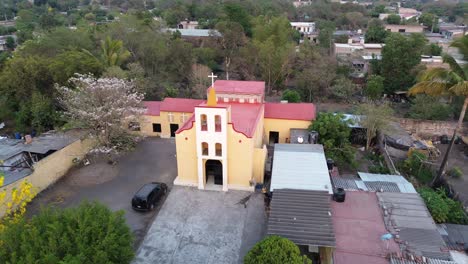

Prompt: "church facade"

[140,80,316,191]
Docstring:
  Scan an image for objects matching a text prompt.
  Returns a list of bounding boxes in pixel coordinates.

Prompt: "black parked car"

[131,182,168,211]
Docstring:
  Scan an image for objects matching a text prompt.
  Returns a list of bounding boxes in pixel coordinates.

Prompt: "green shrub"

[309,113,356,168]
[244,235,312,264]
[281,89,301,103]
[418,187,468,224]
[449,167,463,179]
[419,187,450,223]
[0,201,134,263]
[407,95,452,121]
[402,151,434,184]
[368,164,390,174]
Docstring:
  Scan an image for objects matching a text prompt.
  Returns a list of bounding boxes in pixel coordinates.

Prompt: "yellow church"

[140,79,316,191]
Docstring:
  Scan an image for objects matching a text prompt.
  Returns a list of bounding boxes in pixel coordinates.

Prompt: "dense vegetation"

[309,112,355,168]
[419,187,468,224]
[0,0,466,134]
[0,201,134,263]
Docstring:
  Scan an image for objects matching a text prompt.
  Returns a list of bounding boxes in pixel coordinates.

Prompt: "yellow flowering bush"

[0,174,36,232]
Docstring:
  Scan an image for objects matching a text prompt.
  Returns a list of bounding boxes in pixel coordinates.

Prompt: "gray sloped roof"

[267,189,335,247]
[0,133,77,161]
[331,172,417,194]
[437,223,468,251]
[377,192,451,261]
[358,172,417,194]
[364,181,401,192]
[390,256,458,264]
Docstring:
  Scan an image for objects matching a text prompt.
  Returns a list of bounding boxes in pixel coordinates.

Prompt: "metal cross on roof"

[208,72,217,87]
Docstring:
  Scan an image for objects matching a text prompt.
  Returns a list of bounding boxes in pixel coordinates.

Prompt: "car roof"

[135,183,161,198]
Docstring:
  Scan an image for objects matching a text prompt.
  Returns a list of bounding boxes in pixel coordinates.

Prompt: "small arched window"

[202,142,208,156]
[215,143,222,157]
[215,115,221,132]
[201,114,207,131]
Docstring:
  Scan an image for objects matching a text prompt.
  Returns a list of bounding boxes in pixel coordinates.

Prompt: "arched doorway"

[205,160,223,185]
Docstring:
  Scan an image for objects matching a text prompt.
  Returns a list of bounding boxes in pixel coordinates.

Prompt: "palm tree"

[408,36,468,186]
[101,37,131,68]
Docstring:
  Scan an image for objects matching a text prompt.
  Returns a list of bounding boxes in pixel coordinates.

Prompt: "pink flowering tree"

[57,75,146,153]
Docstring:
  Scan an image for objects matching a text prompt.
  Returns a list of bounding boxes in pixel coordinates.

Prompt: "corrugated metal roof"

[3,169,33,186]
[390,256,458,264]
[398,228,451,260]
[267,189,335,247]
[377,193,450,261]
[331,177,360,190]
[437,224,468,251]
[166,28,221,37]
[377,192,436,230]
[270,144,333,193]
[358,172,417,194]
[365,181,401,192]
[0,133,77,161]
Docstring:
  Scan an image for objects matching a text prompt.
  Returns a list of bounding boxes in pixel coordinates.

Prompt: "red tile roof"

[331,191,400,264]
[264,103,316,121]
[213,80,265,95]
[160,98,204,113]
[177,103,263,138]
[229,103,263,138]
[143,101,161,116]
[144,98,204,116]
[176,114,195,133]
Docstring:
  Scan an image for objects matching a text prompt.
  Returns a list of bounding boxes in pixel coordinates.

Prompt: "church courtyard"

[133,186,267,264]
[26,138,178,247]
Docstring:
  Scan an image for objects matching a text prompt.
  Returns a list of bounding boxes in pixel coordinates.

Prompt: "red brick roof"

[264,103,316,121]
[143,101,162,116]
[213,80,265,95]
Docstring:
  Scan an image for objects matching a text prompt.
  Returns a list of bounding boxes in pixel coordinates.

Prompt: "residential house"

[165,28,221,47]
[177,20,199,30]
[267,144,335,264]
[385,24,424,33]
[330,172,460,263]
[333,41,384,57]
[293,0,313,7]
[291,22,316,42]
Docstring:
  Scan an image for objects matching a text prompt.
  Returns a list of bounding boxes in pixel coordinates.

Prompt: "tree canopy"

[309,112,355,167]
[244,235,312,264]
[381,33,426,93]
[0,201,134,264]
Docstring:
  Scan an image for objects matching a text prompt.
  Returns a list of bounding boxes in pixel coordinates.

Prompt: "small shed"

[270,144,333,194]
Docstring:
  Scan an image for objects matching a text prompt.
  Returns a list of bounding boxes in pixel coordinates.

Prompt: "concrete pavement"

[133,186,266,264]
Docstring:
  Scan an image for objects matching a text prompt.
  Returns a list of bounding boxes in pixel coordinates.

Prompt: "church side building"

[140,80,316,191]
